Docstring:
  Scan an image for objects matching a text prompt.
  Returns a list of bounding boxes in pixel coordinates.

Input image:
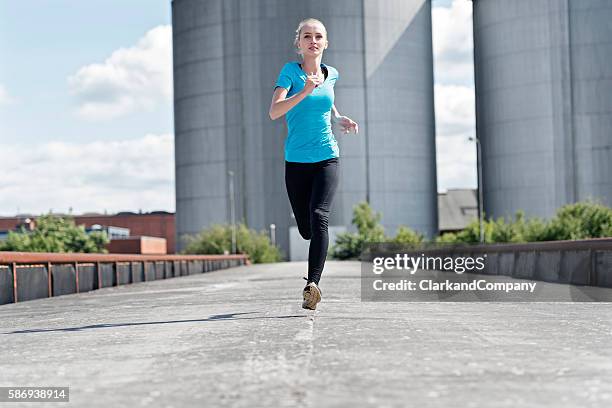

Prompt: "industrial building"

[172,0,438,256]
[473,0,612,219]
[172,0,612,256]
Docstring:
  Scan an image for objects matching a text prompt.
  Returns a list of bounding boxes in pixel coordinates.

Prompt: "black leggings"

[285,157,339,285]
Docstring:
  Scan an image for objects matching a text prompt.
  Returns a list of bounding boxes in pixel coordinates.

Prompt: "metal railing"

[0,252,250,305]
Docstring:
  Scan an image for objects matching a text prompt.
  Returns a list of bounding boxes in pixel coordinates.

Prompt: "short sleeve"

[275,63,292,91]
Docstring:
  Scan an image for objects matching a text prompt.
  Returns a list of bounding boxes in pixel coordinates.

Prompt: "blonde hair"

[293,18,327,58]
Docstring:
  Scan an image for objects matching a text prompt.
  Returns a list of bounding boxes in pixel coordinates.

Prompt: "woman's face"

[298,23,328,58]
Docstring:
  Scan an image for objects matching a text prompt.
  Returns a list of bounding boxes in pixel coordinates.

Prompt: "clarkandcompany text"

[373,279,537,293]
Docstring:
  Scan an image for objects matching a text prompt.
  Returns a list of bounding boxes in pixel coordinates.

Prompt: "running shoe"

[302,281,322,310]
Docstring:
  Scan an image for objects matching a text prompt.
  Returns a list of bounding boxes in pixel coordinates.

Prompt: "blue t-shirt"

[275,61,340,163]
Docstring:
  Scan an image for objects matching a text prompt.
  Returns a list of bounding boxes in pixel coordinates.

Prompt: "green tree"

[352,202,387,242]
[0,214,109,253]
[330,202,424,259]
[182,223,282,263]
[330,202,386,260]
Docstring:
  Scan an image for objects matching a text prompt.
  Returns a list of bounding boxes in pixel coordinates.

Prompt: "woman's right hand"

[303,72,324,95]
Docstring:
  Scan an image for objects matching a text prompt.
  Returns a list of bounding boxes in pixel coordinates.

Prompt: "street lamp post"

[269,224,276,247]
[228,170,236,254]
[469,136,485,244]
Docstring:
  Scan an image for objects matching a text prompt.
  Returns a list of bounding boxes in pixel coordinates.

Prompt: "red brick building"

[0,212,176,254]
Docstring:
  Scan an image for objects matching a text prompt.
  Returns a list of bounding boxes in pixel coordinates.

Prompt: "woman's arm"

[269,74,323,120]
[331,104,341,123]
[331,104,359,134]
[269,87,306,120]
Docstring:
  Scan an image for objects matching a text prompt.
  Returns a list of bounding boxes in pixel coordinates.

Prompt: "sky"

[0,0,475,216]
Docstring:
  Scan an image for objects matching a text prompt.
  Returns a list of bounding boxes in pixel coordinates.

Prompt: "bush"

[436,214,521,244]
[329,232,365,261]
[544,201,612,240]
[182,223,282,263]
[331,200,612,253]
[0,214,109,253]
[436,201,612,244]
[330,202,424,259]
[330,202,385,260]
[391,226,424,245]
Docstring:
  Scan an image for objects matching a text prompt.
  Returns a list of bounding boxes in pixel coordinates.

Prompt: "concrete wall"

[362,239,612,289]
[172,0,438,256]
[473,0,612,220]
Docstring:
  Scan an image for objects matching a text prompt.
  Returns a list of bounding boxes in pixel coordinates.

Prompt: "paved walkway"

[1,261,612,407]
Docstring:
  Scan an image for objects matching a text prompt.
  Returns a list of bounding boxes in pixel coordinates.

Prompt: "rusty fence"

[0,252,250,305]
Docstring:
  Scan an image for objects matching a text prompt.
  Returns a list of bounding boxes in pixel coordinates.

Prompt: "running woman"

[269,18,359,310]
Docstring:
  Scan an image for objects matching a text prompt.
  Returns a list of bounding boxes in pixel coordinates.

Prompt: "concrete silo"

[172,0,437,255]
[473,0,612,220]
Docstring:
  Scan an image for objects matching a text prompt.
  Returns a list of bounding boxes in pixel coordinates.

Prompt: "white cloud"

[434,83,475,137]
[432,0,474,85]
[0,134,175,215]
[434,83,477,191]
[0,84,15,106]
[68,25,172,120]
[436,133,477,192]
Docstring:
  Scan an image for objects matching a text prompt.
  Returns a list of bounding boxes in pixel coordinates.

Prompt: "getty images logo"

[372,253,487,275]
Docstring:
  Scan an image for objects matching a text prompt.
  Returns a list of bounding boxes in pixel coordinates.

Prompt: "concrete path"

[1,261,612,407]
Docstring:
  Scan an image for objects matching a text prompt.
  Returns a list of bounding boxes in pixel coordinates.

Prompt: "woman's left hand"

[336,115,359,134]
